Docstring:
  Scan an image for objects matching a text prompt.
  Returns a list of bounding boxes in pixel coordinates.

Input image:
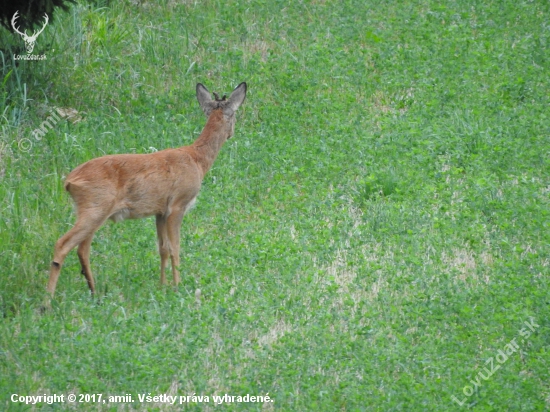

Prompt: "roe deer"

[47,82,247,298]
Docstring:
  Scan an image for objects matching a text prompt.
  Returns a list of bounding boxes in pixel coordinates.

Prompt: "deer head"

[11,11,49,54]
[196,82,247,139]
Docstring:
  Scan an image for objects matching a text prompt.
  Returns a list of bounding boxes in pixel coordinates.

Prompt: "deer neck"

[189,110,228,176]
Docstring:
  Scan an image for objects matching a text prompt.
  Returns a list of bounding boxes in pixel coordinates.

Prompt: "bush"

[0,0,74,32]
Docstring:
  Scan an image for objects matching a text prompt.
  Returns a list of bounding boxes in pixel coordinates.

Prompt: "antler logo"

[11,11,49,54]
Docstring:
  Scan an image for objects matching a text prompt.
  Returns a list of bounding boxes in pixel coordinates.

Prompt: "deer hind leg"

[77,235,95,294]
[156,214,170,285]
[47,211,109,297]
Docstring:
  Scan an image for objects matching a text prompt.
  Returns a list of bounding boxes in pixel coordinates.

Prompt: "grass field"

[1,0,549,410]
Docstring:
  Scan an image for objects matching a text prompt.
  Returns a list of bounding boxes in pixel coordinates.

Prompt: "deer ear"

[196,83,212,116]
[227,82,247,113]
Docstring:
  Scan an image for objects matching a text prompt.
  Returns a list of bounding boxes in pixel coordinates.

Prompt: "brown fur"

[46,82,247,298]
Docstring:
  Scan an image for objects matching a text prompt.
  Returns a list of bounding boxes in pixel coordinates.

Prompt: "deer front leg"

[155,214,170,285]
[167,203,189,286]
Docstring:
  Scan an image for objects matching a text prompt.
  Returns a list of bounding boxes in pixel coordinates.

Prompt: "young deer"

[47,82,247,298]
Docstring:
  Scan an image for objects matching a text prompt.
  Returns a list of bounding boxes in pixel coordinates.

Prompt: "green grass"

[1,0,549,410]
